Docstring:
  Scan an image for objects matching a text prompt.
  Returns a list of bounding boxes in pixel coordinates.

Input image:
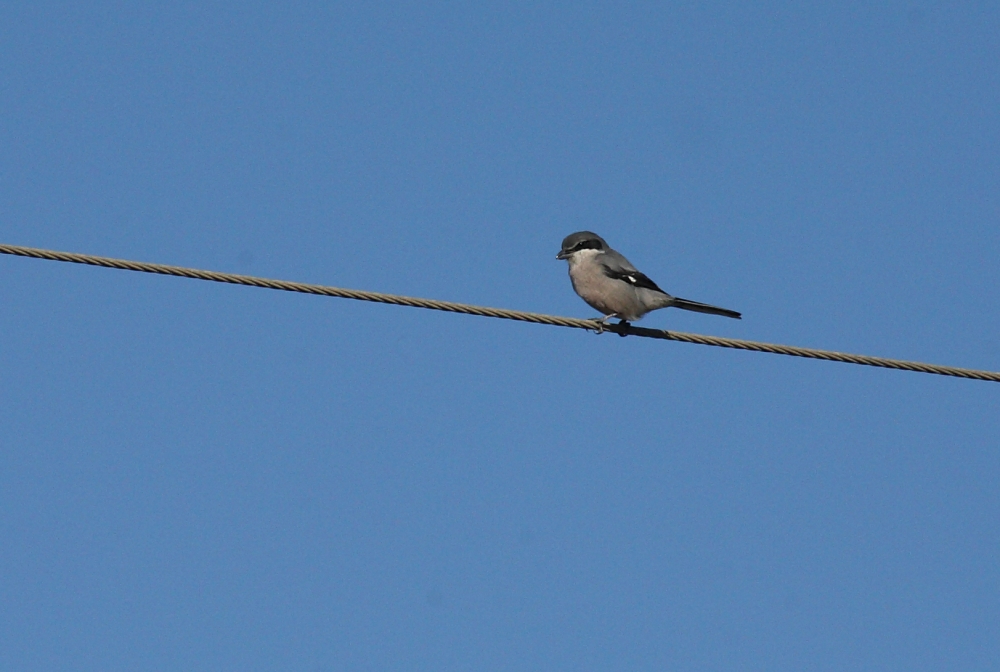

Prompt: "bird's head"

[556,231,608,261]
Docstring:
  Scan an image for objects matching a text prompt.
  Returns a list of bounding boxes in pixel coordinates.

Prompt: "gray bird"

[556,231,741,325]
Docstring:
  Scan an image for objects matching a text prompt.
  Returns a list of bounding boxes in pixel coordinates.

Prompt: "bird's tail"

[671,297,741,320]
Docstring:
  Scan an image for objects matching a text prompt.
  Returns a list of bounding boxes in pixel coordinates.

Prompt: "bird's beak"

[556,250,569,260]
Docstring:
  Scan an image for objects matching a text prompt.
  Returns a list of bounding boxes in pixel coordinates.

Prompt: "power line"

[2,242,997,383]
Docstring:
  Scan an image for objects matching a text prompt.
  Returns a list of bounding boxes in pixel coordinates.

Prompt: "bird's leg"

[592,313,619,334]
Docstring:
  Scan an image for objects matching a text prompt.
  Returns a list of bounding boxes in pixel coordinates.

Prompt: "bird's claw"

[592,314,613,334]
[593,314,628,336]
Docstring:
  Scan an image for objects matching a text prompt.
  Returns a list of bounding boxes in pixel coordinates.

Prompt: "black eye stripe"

[571,239,602,252]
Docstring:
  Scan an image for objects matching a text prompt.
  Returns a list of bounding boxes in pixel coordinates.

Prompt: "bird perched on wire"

[556,231,741,327]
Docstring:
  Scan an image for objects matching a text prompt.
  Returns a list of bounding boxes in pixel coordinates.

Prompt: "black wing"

[601,264,668,295]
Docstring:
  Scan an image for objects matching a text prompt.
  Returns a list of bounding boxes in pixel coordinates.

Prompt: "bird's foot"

[592,314,619,334]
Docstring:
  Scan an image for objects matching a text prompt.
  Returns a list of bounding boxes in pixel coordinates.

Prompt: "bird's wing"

[599,251,669,295]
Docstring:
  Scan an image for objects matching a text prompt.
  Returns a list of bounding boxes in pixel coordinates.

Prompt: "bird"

[556,231,741,327]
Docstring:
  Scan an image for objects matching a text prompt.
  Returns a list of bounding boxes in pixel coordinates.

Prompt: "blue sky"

[1,3,998,670]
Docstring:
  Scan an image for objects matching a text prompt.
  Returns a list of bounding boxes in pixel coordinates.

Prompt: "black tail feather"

[671,297,741,320]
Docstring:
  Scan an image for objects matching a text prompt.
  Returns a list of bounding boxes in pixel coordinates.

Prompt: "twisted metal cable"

[2,243,998,383]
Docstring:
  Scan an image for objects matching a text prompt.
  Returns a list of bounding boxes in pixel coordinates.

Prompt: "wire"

[2,242,998,383]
